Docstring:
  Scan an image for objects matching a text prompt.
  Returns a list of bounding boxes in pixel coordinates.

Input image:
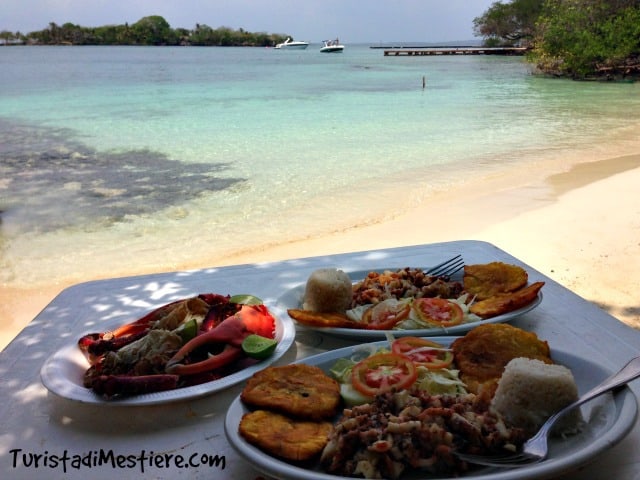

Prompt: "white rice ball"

[302,268,353,313]
[491,357,583,435]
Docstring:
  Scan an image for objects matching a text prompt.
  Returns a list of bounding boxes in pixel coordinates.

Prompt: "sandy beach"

[1,152,639,351]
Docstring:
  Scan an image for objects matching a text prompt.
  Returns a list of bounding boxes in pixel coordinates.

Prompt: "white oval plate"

[225,338,638,479]
[40,305,295,406]
[277,268,542,340]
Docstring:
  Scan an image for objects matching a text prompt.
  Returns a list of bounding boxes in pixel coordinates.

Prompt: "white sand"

[1,154,639,350]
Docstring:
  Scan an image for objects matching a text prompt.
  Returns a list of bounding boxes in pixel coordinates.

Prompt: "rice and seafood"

[287,262,544,331]
[238,323,583,478]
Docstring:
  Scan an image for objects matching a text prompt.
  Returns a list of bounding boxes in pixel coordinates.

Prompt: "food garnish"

[228,294,263,305]
[412,297,464,327]
[329,337,464,407]
[391,336,454,370]
[350,353,418,397]
[241,334,278,360]
[77,293,277,399]
[361,298,411,329]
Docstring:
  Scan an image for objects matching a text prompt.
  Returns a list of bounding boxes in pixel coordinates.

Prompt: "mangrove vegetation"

[473,0,640,79]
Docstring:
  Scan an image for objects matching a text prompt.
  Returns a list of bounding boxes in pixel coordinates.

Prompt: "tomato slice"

[412,297,464,327]
[351,353,417,397]
[362,299,411,330]
[391,337,454,369]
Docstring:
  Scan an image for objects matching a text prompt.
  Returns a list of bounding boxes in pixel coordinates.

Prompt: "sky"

[0,0,497,43]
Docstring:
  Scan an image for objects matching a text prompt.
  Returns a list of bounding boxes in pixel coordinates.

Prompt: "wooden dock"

[383,47,527,56]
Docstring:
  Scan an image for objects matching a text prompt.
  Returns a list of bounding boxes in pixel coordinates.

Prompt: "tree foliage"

[4,16,288,47]
[131,15,175,45]
[534,0,640,78]
[474,0,640,79]
[473,0,545,46]
[0,30,24,44]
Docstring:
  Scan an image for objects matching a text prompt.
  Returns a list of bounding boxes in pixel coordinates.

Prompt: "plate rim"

[39,303,296,407]
[224,338,638,480]
[277,267,543,338]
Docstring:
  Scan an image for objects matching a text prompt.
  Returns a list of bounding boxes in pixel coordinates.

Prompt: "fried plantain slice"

[469,281,544,319]
[463,262,528,300]
[239,409,333,462]
[451,323,552,401]
[241,364,341,420]
[287,308,359,329]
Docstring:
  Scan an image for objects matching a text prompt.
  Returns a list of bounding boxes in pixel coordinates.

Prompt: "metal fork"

[425,254,464,278]
[456,355,640,468]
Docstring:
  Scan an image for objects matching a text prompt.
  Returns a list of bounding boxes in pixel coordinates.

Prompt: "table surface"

[2,240,640,480]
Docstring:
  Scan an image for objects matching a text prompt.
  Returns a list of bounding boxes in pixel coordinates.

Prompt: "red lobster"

[78,293,276,398]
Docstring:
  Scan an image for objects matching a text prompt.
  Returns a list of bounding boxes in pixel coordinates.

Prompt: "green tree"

[215,26,234,46]
[475,0,640,79]
[174,27,191,45]
[190,23,214,45]
[0,30,14,44]
[473,0,544,46]
[46,22,59,44]
[94,25,119,44]
[533,0,640,78]
[131,15,175,45]
[116,23,135,45]
[59,22,87,44]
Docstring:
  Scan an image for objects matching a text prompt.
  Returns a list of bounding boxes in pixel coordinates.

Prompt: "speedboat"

[275,37,309,50]
[320,38,344,53]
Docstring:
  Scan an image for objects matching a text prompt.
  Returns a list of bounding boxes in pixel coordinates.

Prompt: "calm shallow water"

[1,45,639,285]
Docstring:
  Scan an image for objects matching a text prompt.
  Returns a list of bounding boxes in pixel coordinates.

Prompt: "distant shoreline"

[0,17,289,48]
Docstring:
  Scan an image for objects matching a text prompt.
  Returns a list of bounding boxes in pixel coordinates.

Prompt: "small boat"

[320,38,344,53]
[275,37,309,50]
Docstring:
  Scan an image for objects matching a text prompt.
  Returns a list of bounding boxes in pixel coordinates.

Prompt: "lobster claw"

[165,304,275,375]
[77,296,213,363]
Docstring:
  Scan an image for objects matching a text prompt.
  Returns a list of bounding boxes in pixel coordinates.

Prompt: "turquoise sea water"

[1,45,639,286]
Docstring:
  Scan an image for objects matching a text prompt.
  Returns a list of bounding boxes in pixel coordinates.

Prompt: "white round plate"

[277,268,542,339]
[225,337,637,479]
[40,305,295,406]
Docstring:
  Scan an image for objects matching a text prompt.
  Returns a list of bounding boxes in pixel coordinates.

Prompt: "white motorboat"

[320,38,344,53]
[275,37,309,50]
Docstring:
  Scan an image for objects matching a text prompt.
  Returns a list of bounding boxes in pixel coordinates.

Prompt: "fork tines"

[426,254,464,278]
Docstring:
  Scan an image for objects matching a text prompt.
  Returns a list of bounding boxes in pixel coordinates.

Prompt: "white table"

[1,240,639,479]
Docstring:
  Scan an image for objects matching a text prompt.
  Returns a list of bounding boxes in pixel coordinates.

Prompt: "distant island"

[0,15,290,47]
